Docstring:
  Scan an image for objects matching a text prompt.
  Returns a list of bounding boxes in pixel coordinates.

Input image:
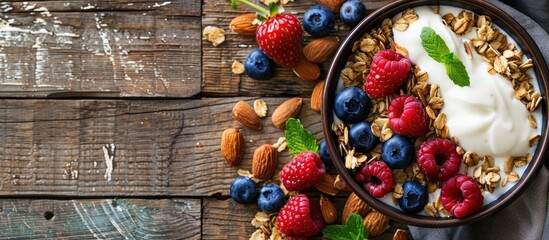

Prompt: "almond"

[303,36,340,63]
[393,229,410,240]
[232,100,262,131]
[310,80,324,112]
[292,55,320,81]
[251,144,278,180]
[229,13,258,36]
[313,174,339,196]
[316,0,345,13]
[342,192,371,224]
[363,211,390,237]
[271,97,303,129]
[320,195,338,224]
[220,128,244,167]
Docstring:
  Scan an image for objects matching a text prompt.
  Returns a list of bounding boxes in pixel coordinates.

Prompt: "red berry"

[354,161,394,198]
[440,174,483,218]
[388,95,429,137]
[417,138,461,182]
[364,50,411,98]
[277,194,324,237]
[280,151,326,191]
[257,14,302,68]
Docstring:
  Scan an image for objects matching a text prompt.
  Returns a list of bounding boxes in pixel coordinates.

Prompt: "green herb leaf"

[420,27,470,87]
[230,0,238,10]
[284,118,319,156]
[323,214,368,240]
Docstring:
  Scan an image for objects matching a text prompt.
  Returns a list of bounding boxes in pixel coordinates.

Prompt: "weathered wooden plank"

[0,98,322,196]
[0,198,201,239]
[202,197,410,240]
[201,0,393,97]
[0,1,201,97]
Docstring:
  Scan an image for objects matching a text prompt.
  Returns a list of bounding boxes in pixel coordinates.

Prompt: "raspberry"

[354,161,394,198]
[277,194,324,237]
[280,151,326,191]
[417,138,461,182]
[440,174,484,218]
[388,95,429,137]
[364,50,411,99]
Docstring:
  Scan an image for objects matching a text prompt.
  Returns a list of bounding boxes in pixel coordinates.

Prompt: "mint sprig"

[323,213,368,240]
[284,118,319,156]
[420,27,470,87]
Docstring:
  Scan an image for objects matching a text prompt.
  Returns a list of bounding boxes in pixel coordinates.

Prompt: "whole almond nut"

[393,229,410,240]
[220,128,244,167]
[313,174,339,196]
[310,80,324,112]
[320,195,338,224]
[251,144,278,180]
[229,13,258,36]
[232,100,262,131]
[303,36,340,63]
[271,97,303,129]
[316,0,345,13]
[363,211,390,237]
[292,55,320,81]
[342,192,371,224]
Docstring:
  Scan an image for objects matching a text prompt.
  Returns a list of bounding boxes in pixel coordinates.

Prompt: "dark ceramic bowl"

[322,0,549,227]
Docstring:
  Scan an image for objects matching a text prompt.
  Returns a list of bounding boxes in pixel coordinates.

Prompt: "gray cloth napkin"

[408,0,549,239]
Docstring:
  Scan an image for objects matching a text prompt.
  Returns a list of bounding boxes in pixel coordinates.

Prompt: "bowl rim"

[322,0,549,227]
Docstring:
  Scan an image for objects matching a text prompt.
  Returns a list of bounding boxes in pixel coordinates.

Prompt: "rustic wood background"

[0,0,411,239]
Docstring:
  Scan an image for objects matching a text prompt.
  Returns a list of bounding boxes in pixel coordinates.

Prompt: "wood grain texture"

[203,197,411,240]
[201,0,393,97]
[0,198,201,239]
[0,1,201,97]
[0,97,322,196]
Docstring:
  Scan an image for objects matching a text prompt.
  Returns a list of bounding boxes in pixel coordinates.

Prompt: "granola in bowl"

[322,0,549,227]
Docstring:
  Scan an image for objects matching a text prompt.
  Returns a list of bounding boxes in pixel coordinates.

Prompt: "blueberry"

[399,180,428,213]
[302,5,335,37]
[319,140,333,167]
[257,184,285,213]
[340,0,367,28]
[229,176,258,204]
[334,87,371,123]
[349,121,379,153]
[381,134,414,169]
[244,49,274,80]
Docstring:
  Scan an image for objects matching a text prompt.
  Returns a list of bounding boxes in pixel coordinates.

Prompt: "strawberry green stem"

[231,0,270,16]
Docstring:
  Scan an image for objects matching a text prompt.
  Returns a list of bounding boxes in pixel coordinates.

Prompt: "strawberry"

[364,50,411,98]
[277,194,324,237]
[279,151,326,192]
[231,0,302,67]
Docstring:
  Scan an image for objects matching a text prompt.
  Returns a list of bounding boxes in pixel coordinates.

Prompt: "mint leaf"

[420,27,470,87]
[445,53,470,87]
[284,118,319,156]
[420,27,450,62]
[323,214,368,240]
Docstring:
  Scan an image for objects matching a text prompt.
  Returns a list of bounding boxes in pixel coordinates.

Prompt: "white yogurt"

[391,6,541,208]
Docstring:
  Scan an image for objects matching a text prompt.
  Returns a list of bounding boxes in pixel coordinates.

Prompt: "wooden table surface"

[0,0,409,239]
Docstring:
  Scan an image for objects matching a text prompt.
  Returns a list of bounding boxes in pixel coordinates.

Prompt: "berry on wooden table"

[229,176,258,204]
[302,5,335,37]
[364,50,411,98]
[319,140,333,167]
[232,0,302,68]
[244,49,274,80]
[277,194,324,237]
[257,183,285,213]
[279,151,326,192]
[340,0,367,27]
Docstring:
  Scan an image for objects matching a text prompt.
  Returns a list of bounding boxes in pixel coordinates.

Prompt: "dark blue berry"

[229,176,258,204]
[244,49,274,80]
[302,5,335,37]
[340,0,367,28]
[399,181,428,213]
[334,87,371,123]
[381,134,414,169]
[319,140,333,167]
[349,121,379,153]
[257,184,285,213]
